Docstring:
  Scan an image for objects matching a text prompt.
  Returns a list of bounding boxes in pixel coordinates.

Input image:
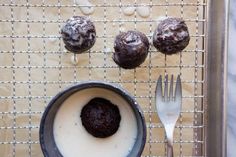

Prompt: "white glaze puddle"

[53,88,138,157]
[122,7,136,16]
[74,0,94,15]
[137,5,150,18]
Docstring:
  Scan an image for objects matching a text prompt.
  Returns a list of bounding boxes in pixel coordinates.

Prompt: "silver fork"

[155,75,182,157]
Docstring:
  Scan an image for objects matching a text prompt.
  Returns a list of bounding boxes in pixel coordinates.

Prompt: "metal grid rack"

[0,0,206,156]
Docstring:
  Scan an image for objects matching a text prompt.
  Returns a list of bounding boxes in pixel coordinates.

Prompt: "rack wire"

[0,0,206,156]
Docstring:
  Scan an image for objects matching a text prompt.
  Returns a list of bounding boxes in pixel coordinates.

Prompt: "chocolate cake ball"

[61,16,96,53]
[80,98,121,138]
[113,30,150,69]
[153,17,190,55]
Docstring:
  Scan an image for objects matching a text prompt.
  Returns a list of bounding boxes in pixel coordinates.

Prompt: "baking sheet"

[0,0,205,156]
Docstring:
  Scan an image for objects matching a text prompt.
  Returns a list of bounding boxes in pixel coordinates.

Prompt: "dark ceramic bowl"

[39,81,146,157]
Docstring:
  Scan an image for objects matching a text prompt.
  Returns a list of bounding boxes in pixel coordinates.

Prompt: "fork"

[155,75,182,157]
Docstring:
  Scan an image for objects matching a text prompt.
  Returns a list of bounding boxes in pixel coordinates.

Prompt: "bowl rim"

[39,81,147,157]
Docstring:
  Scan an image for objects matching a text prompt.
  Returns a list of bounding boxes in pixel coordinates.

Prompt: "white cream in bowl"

[53,88,138,157]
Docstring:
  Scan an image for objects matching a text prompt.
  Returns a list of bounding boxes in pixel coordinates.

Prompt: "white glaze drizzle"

[70,54,79,65]
[156,16,168,26]
[119,27,126,32]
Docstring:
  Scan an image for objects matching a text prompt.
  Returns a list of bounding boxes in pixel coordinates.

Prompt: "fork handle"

[167,144,174,157]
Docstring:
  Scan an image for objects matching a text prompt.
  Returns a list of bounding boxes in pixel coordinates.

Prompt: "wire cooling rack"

[0,0,206,156]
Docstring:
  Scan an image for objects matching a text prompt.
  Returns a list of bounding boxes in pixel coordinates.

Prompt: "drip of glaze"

[122,7,135,16]
[120,21,125,26]
[49,38,57,43]
[149,32,154,46]
[104,47,112,54]
[137,5,150,18]
[156,16,168,26]
[71,54,79,65]
[48,35,57,43]
[74,0,94,15]
[119,27,126,32]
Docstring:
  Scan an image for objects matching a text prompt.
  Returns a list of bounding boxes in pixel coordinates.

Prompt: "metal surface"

[0,0,227,156]
[155,75,182,157]
[206,0,228,157]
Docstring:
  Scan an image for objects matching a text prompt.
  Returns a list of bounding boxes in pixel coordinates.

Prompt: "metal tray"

[206,0,228,156]
[0,0,228,156]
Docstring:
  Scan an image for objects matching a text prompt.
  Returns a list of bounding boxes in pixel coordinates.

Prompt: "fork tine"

[155,74,182,157]
[175,75,182,103]
[164,75,168,101]
[156,75,163,102]
[169,74,174,100]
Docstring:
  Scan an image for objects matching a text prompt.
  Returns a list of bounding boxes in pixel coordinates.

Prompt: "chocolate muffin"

[61,16,96,53]
[113,30,150,69]
[80,97,121,138]
[153,17,190,55]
